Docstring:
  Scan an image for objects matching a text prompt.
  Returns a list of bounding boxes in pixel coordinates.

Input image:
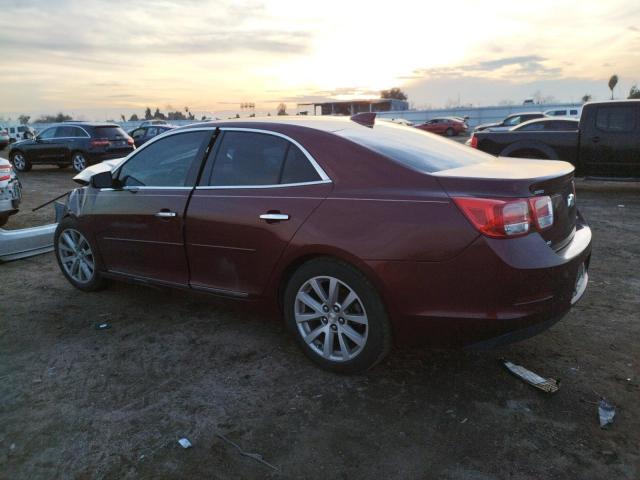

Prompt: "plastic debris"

[178,438,192,449]
[217,433,279,471]
[503,359,560,393]
[95,322,111,330]
[598,400,615,428]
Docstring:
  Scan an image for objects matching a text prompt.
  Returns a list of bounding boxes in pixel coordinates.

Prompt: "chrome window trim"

[53,125,92,139]
[216,127,330,182]
[111,125,332,189]
[195,179,331,190]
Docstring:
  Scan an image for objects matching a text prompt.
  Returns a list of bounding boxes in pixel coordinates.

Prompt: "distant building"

[298,99,409,116]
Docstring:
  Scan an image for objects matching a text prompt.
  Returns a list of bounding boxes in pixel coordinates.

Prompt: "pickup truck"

[470,100,640,178]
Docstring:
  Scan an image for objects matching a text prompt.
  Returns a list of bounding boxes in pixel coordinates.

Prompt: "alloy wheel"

[57,229,95,284]
[12,153,25,171]
[295,276,369,362]
[72,153,86,172]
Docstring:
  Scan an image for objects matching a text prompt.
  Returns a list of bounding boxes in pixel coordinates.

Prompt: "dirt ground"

[1,148,639,479]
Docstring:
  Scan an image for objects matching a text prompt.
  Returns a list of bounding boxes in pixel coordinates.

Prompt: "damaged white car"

[0,157,21,227]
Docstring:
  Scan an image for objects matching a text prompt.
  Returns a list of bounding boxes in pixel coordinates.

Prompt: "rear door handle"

[259,213,289,222]
[155,210,177,218]
[591,136,600,143]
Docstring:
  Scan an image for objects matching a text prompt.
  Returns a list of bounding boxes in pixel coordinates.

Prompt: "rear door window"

[596,106,636,132]
[204,131,323,187]
[117,131,210,187]
[208,132,286,186]
[281,144,321,184]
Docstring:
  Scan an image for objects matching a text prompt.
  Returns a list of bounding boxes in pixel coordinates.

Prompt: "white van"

[544,108,581,118]
[7,125,35,142]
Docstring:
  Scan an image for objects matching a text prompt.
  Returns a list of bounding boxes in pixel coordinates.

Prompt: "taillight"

[126,137,134,145]
[453,195,554,239]
[470,134,478,148]
[529,196,554,230]
[0,164,10,182]
[90,138,110,148]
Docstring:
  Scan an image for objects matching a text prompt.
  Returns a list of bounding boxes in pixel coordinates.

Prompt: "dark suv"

[8,122,135,173]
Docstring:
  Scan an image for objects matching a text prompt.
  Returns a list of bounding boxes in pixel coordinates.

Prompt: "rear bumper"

[367,214,592,348]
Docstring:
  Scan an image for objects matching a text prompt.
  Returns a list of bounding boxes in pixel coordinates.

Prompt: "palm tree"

[608,75,618,100]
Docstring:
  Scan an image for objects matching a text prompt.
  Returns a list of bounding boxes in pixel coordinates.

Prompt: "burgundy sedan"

[55,117,591,373]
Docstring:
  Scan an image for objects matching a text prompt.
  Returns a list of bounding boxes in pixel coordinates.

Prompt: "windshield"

[336,121,492,173]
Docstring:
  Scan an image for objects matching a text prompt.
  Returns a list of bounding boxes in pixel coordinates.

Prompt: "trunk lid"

[434,157,577,250]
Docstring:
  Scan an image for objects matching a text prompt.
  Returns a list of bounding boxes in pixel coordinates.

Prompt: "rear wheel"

[10,151,31,172]
[445,127,455,137]
[71,152,87,173]
[54,217,106,292]
[284,257,391,373]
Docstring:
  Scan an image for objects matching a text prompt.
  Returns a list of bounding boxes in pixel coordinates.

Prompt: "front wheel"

[284,258,391,373]
[10,151,31,172]
[445,127,455,137]
[71,152,88,173]
[54,217,106,292]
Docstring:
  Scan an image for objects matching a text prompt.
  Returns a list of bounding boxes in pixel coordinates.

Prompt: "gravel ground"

[1,147,639,479]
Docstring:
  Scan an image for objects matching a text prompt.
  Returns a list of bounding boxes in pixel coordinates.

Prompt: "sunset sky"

[1,0,639,120]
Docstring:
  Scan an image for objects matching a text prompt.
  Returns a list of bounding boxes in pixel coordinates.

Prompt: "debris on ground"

[95,322,111,330]
[502,359,560,393]
[216,433,279,471]
[598,400,615,428]
[178,438,193,449]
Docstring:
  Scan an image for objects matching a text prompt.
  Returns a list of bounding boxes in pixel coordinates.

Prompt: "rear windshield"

[94,126,128,138]
[335,121,491,173]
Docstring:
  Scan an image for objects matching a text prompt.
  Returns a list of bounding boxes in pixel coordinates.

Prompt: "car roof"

[180,116,366,133]
[56,122,120,128]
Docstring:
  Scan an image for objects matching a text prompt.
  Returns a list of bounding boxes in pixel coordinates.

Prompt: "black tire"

[10,151,31,172]
[54,217,107,292]
[57,164,69,169]
[0,215,7,227]
[71,152,88,173]
[445,127,455,137]
[284,257,391,374]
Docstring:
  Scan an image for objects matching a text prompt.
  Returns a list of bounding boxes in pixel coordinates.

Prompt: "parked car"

[415,117,468,136]
[55,116,591,373]
[139,120,169,127]
[128,125,175,147]
[8,122,135,173]
[7,125,36,142]
[474,112,546,132]
[544,108,581,118]
[0,157,22,227]
[470,100,640,177]
[0,127,9,149]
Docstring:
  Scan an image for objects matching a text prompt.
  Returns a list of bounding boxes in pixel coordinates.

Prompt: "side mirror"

[91,171,115,189]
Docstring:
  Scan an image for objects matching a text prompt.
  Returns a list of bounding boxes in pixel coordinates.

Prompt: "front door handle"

[155,210,177,218]
[591,136,600,143]
[260,213,289,222]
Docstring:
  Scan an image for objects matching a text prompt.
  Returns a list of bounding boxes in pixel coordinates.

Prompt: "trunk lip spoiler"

[432,157,574,180]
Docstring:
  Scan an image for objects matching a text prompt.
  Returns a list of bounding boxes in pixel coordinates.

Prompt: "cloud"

[411,55,561,80]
